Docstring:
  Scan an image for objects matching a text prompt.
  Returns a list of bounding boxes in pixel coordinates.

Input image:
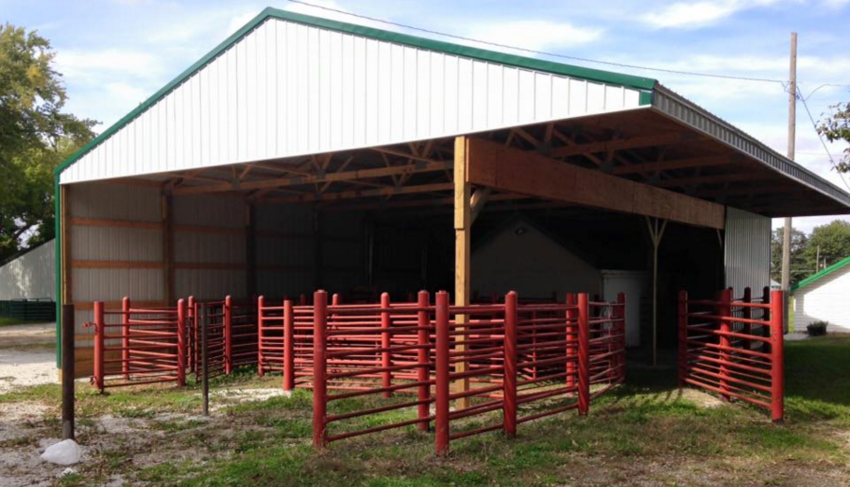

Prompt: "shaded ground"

[0,336,849,486]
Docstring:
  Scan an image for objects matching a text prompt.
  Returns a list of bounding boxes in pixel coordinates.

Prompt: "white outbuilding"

[792,256,850,333]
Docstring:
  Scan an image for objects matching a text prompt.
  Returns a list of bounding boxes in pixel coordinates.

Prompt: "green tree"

[771,227,808,285]
[818,102,850,172]
[0,24,97,261]
[803,220,850,274]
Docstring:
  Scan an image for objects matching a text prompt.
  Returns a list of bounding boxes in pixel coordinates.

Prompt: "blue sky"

[3,0,849,232]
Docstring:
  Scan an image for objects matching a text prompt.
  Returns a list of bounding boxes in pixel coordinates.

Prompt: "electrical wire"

[795,85,850,192]
[285,0,844,86]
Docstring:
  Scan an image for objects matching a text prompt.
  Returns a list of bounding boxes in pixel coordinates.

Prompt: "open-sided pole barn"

[54,8,850,378]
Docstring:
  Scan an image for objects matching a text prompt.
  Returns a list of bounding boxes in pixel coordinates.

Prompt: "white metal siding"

[70,183,164,347]
[794,269,850,333]
[0,240,55,301]
[60,17,645,184]
[724,207,770,295]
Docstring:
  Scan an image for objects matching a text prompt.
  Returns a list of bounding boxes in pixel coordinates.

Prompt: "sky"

[3,0,850,233]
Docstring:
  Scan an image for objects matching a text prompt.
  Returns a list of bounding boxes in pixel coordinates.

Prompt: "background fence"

[0,298,55,322]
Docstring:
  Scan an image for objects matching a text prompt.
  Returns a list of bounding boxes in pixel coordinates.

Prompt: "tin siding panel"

[0,240,55,301]
[61,17,645,184]
[724,207,770,295]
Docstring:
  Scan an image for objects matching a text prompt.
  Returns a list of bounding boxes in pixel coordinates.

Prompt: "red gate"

[679,288,784,422]
[88,298,186,391]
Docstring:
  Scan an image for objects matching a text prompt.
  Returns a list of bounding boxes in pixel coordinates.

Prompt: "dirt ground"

[0,323,58,394]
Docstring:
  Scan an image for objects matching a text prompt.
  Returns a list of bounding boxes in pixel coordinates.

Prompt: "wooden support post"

[61,304,75,440]
[453,136,471,409]
[646,217,668,367]
[246,203,257,299]
[60,185,73,371]
[162,194,174,303]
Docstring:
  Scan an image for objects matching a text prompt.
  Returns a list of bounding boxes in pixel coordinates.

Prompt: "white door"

[601,270,645,348]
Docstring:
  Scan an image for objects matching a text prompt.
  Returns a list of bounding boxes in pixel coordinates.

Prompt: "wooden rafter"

[550,132,697,158]
[263,182,454,204]
[613,155,735,175]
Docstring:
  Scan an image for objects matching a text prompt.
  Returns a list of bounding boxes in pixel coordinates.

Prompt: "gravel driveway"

[0,323,57,394]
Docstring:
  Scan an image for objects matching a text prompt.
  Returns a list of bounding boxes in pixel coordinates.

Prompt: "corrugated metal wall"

[255,203,315,298]
[60,16,645,184]
[70,182,164,348]
[0,240,55,301]
[724,207,770,295]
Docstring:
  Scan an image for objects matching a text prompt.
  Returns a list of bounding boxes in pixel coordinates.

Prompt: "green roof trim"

[53,6,656,180]
[791,255,850,293]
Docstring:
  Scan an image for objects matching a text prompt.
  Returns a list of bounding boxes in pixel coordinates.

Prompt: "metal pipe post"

[770,290,785,423]
[257,296,265,377]
[416,291,431,431]
[718,289,732,402]
[61,304,75,440]
[122,297,130,380]
[224,295,233,375]
[381,292,392,398]
[283,299,294,391]
[566,293,577,390]
[177,298,186,388]
[577,293,590,416]
[312,291,328,449]
[93,301,105,392]
[434,291,450,456]
[503,291,518,438]
[201,302,209,416]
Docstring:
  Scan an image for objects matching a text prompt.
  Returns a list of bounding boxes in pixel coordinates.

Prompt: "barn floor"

[0,336,849,487]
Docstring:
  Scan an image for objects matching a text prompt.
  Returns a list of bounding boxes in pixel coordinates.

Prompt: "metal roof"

[792,255,850,293]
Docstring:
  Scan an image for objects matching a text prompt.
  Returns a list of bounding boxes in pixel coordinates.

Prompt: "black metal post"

[61,304,75,440]
[201,304,209,416]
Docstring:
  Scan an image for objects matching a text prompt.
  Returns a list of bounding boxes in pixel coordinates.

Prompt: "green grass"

[0,317,52,327]
[3,338,850,486]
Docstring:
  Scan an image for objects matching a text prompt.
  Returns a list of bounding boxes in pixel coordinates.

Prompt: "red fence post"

[381,292,392,398]
[435,291,450,456]
[225,296,233,375]
[93,301,105,392]
[417,291,431,432]
[617,292,626,383]
[188,296,196,375]
[257,296,265,377]
[283,299,295,392]
[122,297,130,380]
[718,289,732,402]
[678,290,688,387]
[577,293,590,416]
[762,286,771,339]
[177,298,186,388]
[503,291,518,438]
[313,290,328,449]
[770,290,785,423]
[566,293,577,390]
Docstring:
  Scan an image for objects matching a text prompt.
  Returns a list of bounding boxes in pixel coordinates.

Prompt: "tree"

[803,220,850,273]
[0,24,97,261]
[771,226,808,285]
[818,102,850,172]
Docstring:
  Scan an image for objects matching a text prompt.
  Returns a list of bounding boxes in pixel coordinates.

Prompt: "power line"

[795,85,850,192]
[286,0,850,87]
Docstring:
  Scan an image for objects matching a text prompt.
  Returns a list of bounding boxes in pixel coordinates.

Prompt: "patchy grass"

[0,317,52,327]
[2,339,850,486]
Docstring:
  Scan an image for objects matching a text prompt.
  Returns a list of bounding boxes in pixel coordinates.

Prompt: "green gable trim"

[791,255,850,293]
[53,6,656,181]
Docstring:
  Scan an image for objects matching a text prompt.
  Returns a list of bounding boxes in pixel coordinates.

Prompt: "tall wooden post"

[162,193,174,303]
[60,185,73,371]
[453,136,471,409]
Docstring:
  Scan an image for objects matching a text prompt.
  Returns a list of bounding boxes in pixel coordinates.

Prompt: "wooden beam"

[72,260,165,269]
[264,182,453,204]
[656,172,770,188]
[71,217,162,230]
[173,160,452,195]
[454,135,471,409]
[466,137,725,229]
[613,155,735,175]
[551,132,696,158]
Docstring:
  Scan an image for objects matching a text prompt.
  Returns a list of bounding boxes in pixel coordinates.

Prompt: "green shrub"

[807,321,829,337]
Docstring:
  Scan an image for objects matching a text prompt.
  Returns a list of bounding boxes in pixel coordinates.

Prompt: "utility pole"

[781,32,797,334]
[781,32,797,296]
[816,245,821,274]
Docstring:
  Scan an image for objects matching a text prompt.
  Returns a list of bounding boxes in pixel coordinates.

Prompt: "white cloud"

[462,20,603,51]
[642,0,781,29]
